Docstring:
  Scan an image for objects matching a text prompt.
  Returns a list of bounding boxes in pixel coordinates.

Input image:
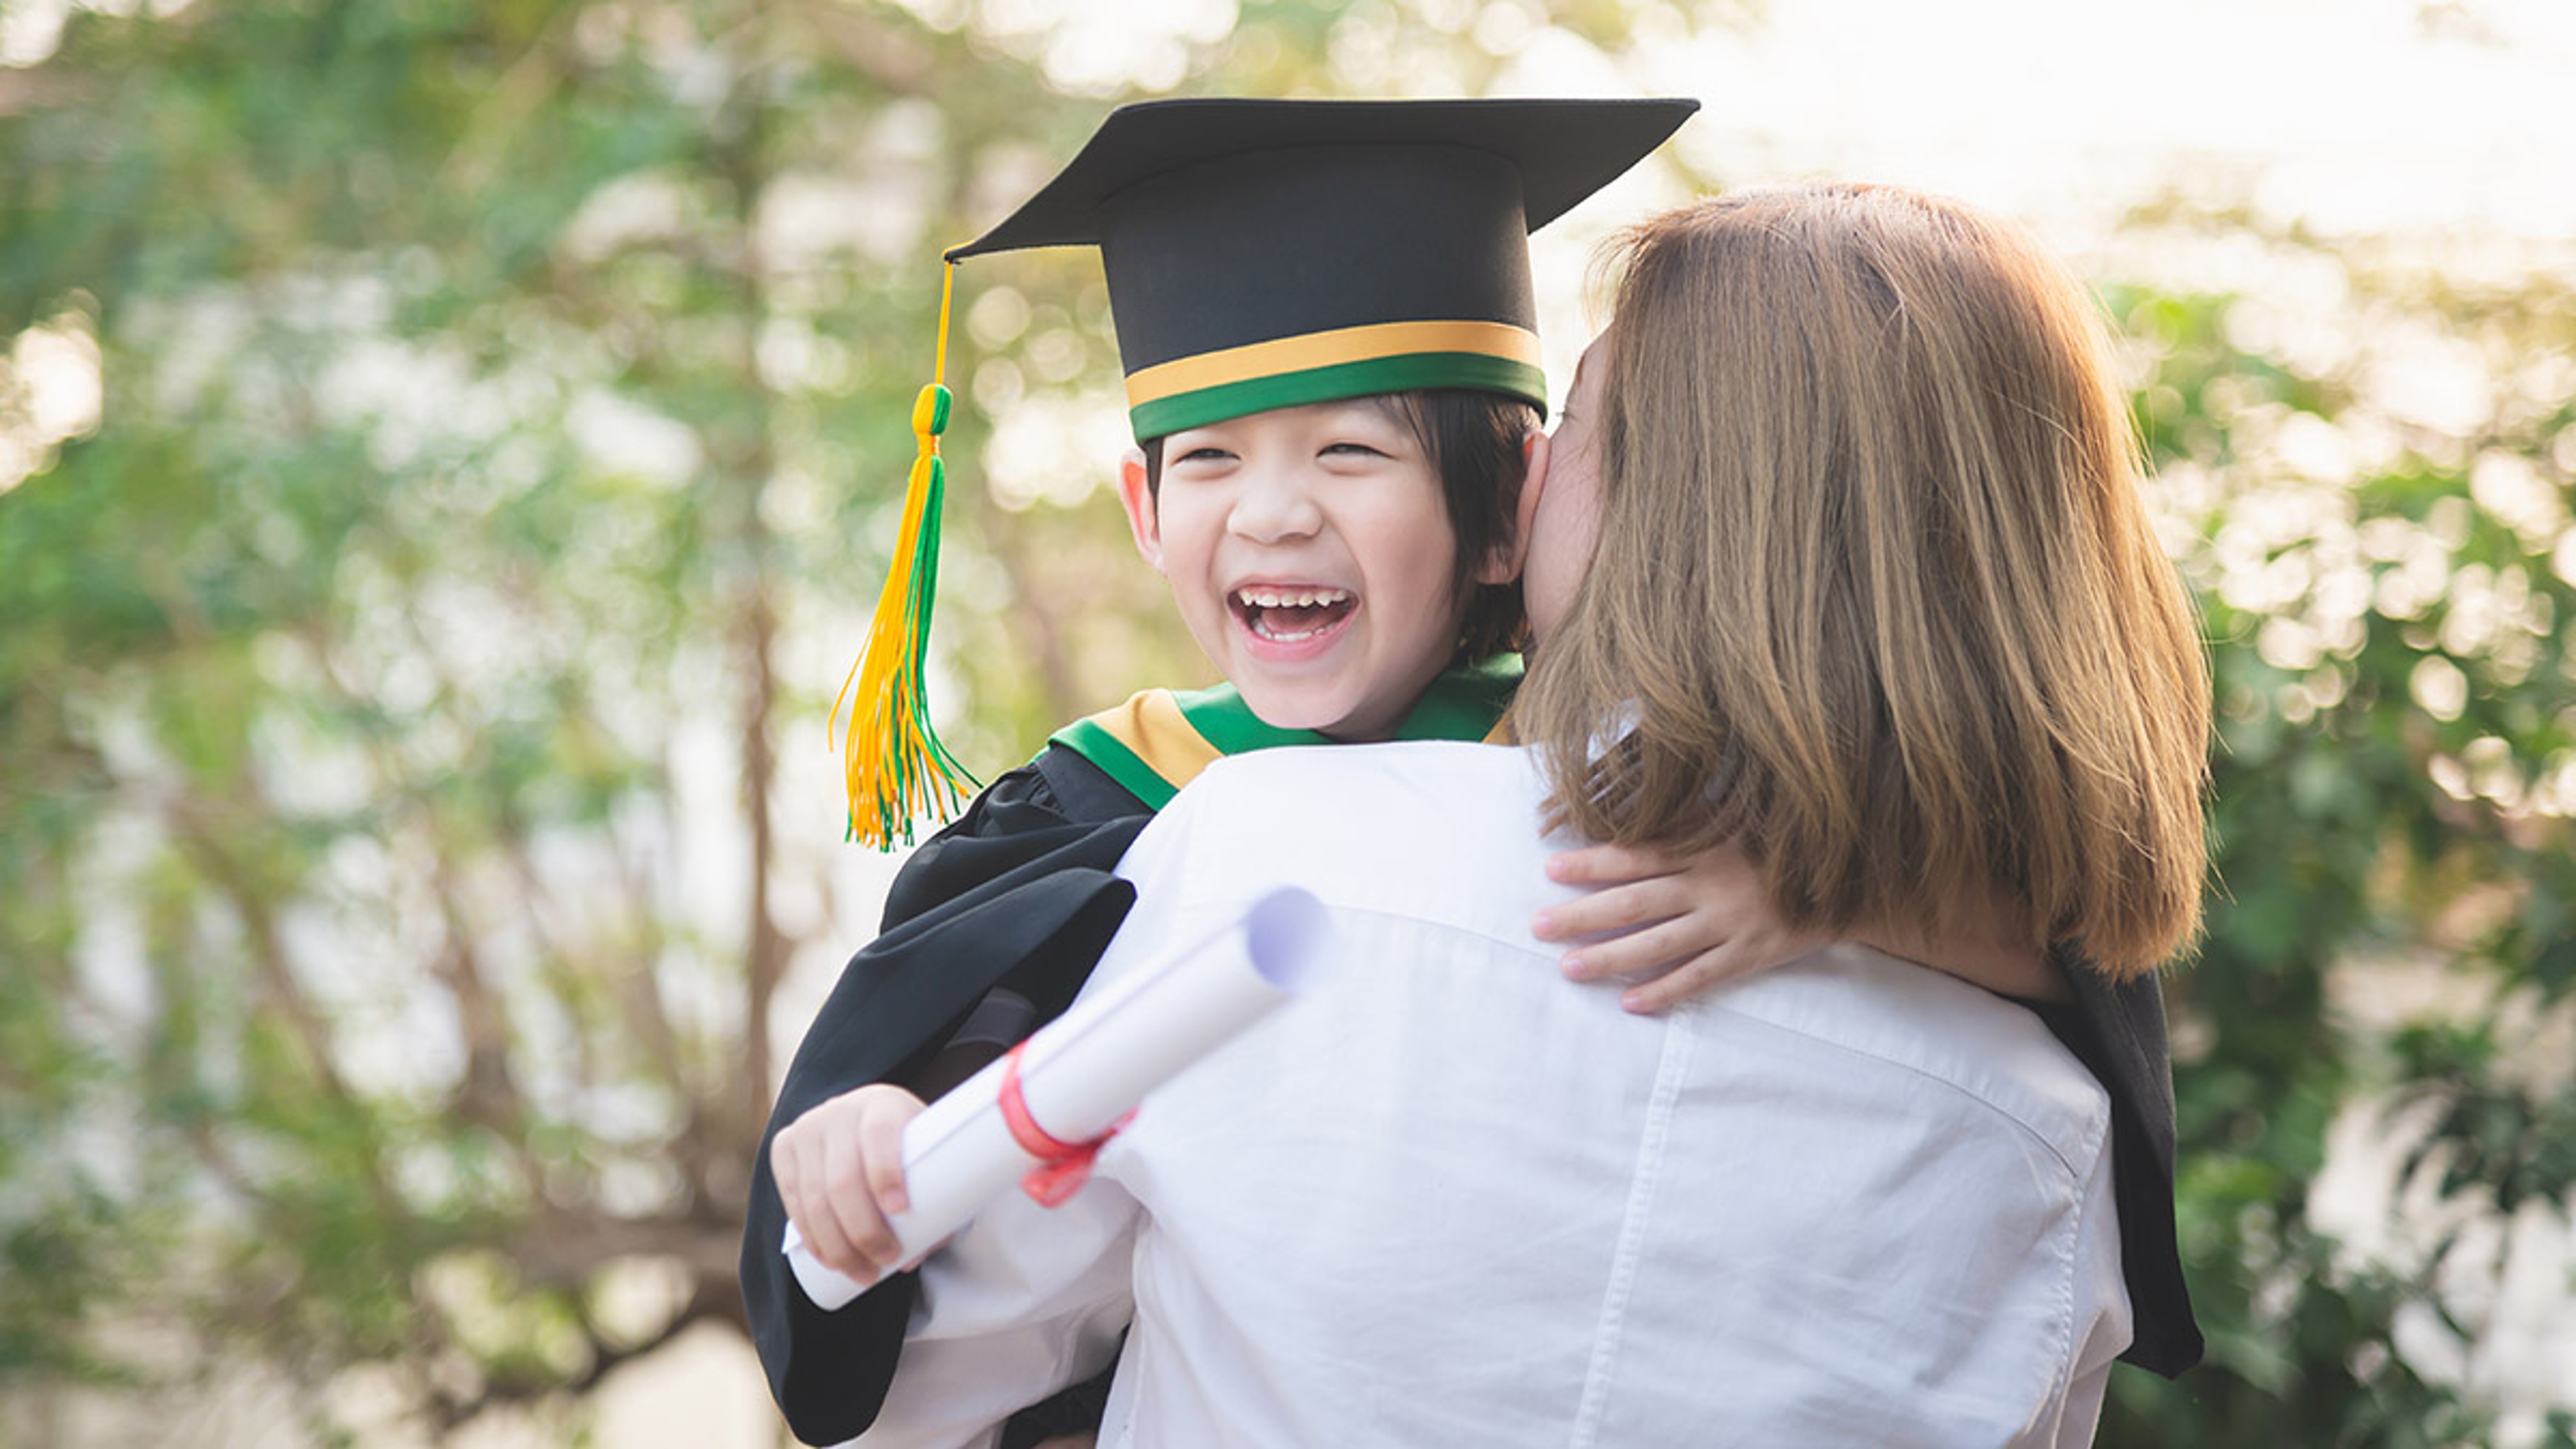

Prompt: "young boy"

[740,97,1703,1447]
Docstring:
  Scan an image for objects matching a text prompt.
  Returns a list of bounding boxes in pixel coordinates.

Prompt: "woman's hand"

[771,1083,929,1281]
[1533,841,1830,1013]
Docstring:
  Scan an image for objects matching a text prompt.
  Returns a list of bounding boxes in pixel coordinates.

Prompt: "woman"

[855,182,2211,1447]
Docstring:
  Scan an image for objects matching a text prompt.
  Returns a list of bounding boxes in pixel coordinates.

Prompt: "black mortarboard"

[950,96,1699,438]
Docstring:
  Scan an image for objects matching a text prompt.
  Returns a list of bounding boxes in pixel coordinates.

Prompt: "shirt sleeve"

[2046,1104,2133,1449]
[855,1178,1147,1449]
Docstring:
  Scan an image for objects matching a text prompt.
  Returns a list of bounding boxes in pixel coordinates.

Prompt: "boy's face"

[1119,399,1464,743]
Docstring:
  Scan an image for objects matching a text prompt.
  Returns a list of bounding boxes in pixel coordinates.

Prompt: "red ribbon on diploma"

[998,1040,1134,1208]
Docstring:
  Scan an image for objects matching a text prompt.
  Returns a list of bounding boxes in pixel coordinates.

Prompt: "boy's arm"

[742,749,1153,1447]
[1534,841,2066,1007]
[1531,841,1835,1010]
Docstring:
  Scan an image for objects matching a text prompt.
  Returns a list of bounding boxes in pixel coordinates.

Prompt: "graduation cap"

[839,96,1700,847]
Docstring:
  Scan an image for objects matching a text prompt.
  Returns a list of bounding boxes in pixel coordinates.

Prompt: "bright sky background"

[1523,0,2576,240]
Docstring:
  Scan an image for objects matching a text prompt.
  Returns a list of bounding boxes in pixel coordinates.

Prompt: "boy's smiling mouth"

[1230,584,1357,643]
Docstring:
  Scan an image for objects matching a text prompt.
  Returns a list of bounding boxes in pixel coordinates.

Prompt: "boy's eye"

[1321,441,1390,460]
[1175,446,1233,464]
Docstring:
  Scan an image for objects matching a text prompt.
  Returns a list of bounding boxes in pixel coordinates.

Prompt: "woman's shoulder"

[1133,741,1557,912]
[1177,740,1544,842]
[1720,945,2114,1169]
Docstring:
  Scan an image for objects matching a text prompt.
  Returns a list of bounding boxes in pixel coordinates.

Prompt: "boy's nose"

[1227,464,1325,543]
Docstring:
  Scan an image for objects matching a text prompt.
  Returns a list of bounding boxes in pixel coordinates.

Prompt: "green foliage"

[2397,1023,2576,1215]
[2096,243,2576,1444]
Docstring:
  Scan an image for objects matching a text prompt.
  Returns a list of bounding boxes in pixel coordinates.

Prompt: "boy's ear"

[1117,448,1166,574]
[1474,427,1550,586]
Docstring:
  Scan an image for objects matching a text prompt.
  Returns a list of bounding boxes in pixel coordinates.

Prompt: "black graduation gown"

[2041,965,2203,1376]
[742,744,1152,1448]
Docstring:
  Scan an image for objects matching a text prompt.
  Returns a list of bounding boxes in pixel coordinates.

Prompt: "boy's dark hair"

[1141,390,1537,665]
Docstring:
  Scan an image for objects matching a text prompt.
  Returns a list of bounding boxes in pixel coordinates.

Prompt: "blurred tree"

[0,0,1691,1440]
[2095,223,2576,1446]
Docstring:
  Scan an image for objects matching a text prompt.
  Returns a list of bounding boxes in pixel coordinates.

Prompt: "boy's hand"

[772,1084,928,1281]
[1534,842,1829,1014]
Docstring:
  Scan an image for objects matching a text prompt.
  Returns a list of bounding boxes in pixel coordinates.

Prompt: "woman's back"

[875,741,2128,1447]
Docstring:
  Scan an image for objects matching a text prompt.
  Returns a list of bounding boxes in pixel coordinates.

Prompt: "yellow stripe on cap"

[1123,319,1542,409]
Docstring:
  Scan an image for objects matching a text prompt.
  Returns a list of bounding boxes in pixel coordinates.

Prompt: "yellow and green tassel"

[835,264,981,847]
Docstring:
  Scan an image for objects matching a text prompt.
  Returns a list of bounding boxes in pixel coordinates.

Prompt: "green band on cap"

[1128,353,1548,439]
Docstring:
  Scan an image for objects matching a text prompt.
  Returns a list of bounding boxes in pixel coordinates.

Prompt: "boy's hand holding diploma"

[775,887,1334,1311]
[773,1084,931,1284]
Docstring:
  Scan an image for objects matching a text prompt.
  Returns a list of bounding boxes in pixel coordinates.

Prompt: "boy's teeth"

[1234,585,1356,643]
[1236,586,1351,608]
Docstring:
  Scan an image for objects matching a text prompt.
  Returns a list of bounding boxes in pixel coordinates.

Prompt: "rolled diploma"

[784,885,1332,1310]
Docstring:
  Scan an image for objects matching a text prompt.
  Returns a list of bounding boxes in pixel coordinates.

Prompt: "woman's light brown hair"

[1515,184,2209,978]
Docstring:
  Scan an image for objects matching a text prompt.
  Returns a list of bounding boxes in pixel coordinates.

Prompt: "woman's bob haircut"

[1515,183,2210,979]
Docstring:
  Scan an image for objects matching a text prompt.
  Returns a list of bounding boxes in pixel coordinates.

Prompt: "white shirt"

[861,741,2129,1448]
